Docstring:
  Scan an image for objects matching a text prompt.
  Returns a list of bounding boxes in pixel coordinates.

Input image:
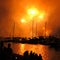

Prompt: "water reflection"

[4,43,60,60]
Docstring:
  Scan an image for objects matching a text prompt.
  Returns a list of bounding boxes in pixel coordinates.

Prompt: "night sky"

[0,0,60,38]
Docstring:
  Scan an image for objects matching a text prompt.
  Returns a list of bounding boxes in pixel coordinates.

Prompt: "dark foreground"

[0,41,43,60]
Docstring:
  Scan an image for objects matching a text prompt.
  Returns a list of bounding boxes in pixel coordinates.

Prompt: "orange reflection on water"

[19,44,25,55]
[4,43,60,60]
[18,44,50,60]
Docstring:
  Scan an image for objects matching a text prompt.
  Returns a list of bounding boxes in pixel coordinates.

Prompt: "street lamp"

[27,8,39,38]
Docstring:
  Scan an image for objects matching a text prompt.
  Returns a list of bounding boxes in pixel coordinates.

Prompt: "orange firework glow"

[27,7,39,18]
[21,18,26,23]
[18,7,48,38]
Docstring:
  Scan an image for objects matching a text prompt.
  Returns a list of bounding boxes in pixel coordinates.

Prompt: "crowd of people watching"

[0,41,43,60]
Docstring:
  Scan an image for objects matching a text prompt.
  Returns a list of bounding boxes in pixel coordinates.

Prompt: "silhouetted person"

[3,46,7,60]
[7,43,13,60]
[0,41,4,60]
[38,54,43,60]
[29,51,35,60]
[0,41,10,60]
[34,53,38,60]
[23,51,29,60]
